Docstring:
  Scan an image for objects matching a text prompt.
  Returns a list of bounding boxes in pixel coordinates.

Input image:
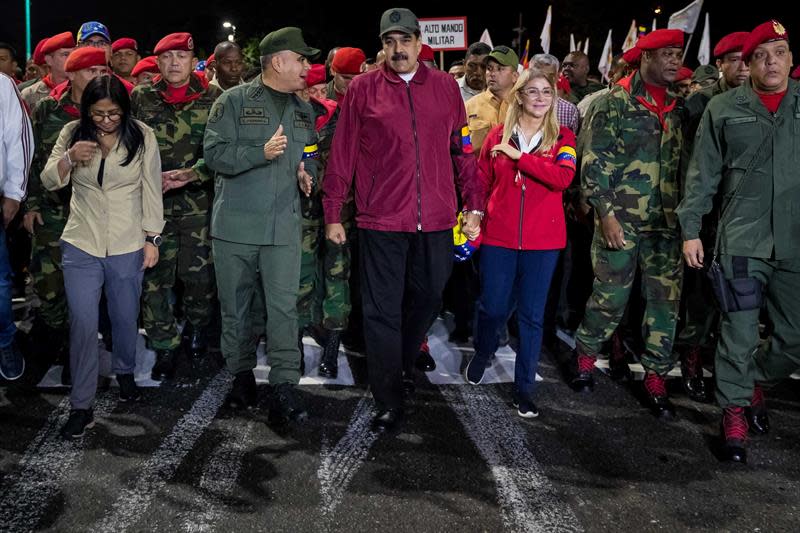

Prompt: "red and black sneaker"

[681,346,708,403]
[643,372,675,419]
[570,351,596,392]
[721,406,748,463]
[746,383,770,435]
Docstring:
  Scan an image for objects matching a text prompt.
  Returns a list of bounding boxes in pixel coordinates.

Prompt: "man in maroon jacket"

[323,7,484,429]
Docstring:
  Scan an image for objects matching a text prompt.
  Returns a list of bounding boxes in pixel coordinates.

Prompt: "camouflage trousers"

[30,219,68,331]
[297,216,351,331]
[576,225,683,375]
[142,212,215,350]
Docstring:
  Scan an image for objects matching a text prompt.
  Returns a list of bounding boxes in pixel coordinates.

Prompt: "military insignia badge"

[390,11,401,23]
[209,102,224,123]
[773,21,786,36]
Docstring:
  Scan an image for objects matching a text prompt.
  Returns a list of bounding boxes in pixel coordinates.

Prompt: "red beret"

[792,65,800,80]
[622,46,641,65]
[332,47,366,75]
[419,44,435,62]
[636,29,684,51]
[154,32,194,55]
[713,32,749,59]
[112,38,138,53]
[131,55,159,77]
[65,47,107,72]
[42,32,76,56]
[206,53,215,64]
[32,38,48,65]
[742,20,789,61]
[674,66,693,82]
[305,64,326,87]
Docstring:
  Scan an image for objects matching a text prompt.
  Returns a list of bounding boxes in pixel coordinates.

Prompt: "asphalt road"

[2,331,799,533]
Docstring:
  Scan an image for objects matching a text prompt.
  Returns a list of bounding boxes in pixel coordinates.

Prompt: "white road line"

[0,392,117,531]
[180,420,256,533]
[317,396,379,521]
[94,370,232,533]
[442,386,583,533]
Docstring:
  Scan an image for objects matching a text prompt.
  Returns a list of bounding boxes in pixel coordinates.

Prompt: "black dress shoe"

[318,331,340,379]
[269,383,308,424]
[415,341,436,372]
[372,408,403,431]
[151,348,178,381]
[681,347,708,402]
[187,328,207,359]
[226,370,257,410]
[297,331,306,376]
[117,373,142,402]
[721,441,747,463]
[402,372,416,401]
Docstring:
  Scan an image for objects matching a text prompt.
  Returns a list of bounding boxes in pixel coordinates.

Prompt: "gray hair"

[531,53,560,71]
[259,54,273,70]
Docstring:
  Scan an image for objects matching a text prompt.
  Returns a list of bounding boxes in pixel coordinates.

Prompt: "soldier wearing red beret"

[21,32,76,110]
[131,56,159,86]
[678,20,799,463]
[19,39,50,90]
[675,30,752,403]
[672,66,693,97]
[327,47,366,101]
[131,32,223,380]
[111,38,140,84]
[305,63,327,101]
[572,28,686,419]
[419,44,437,69]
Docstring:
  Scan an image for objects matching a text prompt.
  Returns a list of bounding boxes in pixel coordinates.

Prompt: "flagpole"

[684,32,694,59]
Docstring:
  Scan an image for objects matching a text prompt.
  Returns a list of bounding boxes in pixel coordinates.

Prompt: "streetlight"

[222,21,237,43]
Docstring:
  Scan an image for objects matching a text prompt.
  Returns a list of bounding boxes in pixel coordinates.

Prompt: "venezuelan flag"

[556,145,577,169]
[302,144,320,159]
[461,125,473,154]
[521,39,530,69]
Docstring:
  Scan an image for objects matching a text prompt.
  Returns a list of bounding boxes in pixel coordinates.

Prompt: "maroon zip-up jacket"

[322,61,485,232]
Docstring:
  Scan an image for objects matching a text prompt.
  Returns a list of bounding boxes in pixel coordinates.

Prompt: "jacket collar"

[737,78,800,119]
[380,60,430,84]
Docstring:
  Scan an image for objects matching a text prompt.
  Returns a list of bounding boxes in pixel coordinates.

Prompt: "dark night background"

[2,0,799,73]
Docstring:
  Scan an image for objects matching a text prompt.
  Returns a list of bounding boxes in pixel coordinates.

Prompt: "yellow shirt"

[465,90,510,154]
[42,119,165,258]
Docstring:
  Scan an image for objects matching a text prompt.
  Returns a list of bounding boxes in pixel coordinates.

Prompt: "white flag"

[570,33,576,52]
[479,28,493,50]
[540,5,552,54]
[599,29,613,82]
[622,19,638,51]
[576,40,583,52]
[668,0,704,34]
[652,18,657,31]
[697,13,711,64]
[583,37,590,55]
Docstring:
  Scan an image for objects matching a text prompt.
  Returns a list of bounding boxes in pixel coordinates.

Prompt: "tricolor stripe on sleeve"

[555,145,576,169]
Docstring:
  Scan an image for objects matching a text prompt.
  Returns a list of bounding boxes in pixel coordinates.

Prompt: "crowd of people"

[0,9,798,465]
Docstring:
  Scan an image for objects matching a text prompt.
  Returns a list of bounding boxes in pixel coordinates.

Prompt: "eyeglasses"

[91,111,123,122]
[521,88,554,98]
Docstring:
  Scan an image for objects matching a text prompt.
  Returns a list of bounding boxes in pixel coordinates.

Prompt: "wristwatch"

[463,209,485,219]
[145,235,163,247]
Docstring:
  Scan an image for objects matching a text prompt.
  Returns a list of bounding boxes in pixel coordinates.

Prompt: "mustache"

[391,53,408,61]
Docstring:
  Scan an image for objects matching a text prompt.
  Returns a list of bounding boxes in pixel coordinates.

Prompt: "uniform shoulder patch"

[209,101,225,123]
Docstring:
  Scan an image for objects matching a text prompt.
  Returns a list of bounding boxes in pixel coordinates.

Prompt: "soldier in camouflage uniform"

[674,31,750,402]
[296,81,354,378]
[131,33,222,380]
[571,29,685,418]
[23,53,110,383]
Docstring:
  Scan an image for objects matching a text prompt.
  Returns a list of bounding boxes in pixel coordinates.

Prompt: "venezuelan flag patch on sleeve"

[302,144,320,160]
[461,125,473,154]
[556,145,576,169]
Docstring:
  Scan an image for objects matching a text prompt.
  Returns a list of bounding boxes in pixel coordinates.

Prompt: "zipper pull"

[417,222,422,231]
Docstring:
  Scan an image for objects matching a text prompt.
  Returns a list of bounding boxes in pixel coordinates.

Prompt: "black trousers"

[359,229,453,410]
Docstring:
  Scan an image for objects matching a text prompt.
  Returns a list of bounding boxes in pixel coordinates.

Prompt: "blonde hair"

[501,68,560,154]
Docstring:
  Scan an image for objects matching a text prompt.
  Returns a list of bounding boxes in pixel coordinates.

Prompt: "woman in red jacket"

[464,68,577,418]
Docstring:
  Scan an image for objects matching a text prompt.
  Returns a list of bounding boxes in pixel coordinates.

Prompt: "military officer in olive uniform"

[204,27,320,424]
[678,20,800,464]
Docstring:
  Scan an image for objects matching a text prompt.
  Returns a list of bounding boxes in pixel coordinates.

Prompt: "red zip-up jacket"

[479,124,576,250]
[323,62,485,232]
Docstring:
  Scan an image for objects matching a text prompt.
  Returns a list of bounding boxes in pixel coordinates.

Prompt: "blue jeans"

[474,245,559,399]
[0,223,16,348]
